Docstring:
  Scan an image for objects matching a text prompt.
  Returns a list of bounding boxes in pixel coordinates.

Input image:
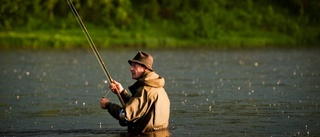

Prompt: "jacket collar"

[128,71,165,95]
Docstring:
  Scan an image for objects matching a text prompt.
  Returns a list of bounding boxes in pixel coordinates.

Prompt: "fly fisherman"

[100,51,170,134]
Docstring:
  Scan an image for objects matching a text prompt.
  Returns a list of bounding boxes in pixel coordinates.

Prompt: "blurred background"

[1,0,319,49]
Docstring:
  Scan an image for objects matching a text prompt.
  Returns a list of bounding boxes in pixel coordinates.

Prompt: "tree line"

[1,0,319,46]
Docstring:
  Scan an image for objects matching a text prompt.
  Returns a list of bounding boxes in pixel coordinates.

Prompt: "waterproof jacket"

[106,71,170,133]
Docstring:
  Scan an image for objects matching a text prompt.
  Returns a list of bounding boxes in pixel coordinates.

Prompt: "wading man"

[100,51,170,134]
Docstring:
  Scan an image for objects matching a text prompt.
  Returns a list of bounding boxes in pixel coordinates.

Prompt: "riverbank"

[0,26,317,50]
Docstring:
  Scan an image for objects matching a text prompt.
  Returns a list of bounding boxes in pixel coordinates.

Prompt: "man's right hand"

[109,80,124,94]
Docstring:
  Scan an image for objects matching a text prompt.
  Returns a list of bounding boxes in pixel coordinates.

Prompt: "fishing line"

[104,90,112,98]
[66,0,125,107]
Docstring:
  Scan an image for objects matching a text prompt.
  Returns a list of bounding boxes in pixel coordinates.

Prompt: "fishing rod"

[66,0,125,107]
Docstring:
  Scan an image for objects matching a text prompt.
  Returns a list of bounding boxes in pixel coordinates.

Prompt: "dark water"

[1,49,320,136]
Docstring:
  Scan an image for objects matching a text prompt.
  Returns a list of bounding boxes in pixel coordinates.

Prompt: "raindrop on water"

[305,125,308,130]
[239,60,244,65]
[277,80,281,85]
[73,59,78,64]
[273,68,277,71]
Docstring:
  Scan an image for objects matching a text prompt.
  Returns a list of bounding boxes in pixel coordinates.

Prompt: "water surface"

[1,49,319,136]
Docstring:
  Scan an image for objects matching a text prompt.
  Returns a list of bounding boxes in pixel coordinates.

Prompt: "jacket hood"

[142,71,165,88]
[129,71,165,94]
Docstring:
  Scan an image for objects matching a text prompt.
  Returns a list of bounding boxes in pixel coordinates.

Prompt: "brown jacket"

[106,71,170,133]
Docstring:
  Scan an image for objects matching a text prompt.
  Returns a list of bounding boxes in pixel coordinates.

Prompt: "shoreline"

[1,29,317,50]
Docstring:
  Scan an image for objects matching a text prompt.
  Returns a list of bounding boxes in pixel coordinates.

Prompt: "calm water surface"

[0,49,319,136]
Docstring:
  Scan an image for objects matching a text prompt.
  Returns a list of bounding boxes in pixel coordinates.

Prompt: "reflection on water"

[0,49,320,136]
[1,128,170,137]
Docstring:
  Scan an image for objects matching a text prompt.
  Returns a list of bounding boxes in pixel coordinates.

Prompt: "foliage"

[0,0,319,49]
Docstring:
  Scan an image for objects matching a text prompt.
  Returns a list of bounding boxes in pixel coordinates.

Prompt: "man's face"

[130,62,146,79]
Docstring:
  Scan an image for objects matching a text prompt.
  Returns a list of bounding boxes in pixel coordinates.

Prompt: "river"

[0,49,319,136]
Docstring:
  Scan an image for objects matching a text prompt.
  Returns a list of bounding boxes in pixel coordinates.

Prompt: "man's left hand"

[100,97,110,109]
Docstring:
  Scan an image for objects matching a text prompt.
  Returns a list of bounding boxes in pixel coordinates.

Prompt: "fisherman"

[100,51,170,134]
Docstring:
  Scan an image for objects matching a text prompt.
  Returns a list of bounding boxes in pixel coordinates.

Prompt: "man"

[100,51,170,134]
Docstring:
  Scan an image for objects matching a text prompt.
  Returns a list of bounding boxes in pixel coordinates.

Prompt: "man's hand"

[109,80,124,94]
[100,97,110,109]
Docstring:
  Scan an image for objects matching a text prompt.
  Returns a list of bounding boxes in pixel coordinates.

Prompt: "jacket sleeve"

[120,89,132,103]
[106,103,122,120]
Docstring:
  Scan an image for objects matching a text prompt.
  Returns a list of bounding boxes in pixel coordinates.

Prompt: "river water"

[0,49,319,136]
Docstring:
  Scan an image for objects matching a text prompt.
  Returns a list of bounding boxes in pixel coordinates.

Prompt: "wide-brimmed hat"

[128,51,153,71]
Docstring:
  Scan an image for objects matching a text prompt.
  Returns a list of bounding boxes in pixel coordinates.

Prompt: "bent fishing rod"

[66,0,125,107]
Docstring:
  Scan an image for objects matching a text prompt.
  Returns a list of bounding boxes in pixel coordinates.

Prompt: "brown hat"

[128,51,153,71]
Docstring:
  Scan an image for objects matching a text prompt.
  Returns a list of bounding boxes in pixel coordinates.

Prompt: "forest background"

[1,0,319,49]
